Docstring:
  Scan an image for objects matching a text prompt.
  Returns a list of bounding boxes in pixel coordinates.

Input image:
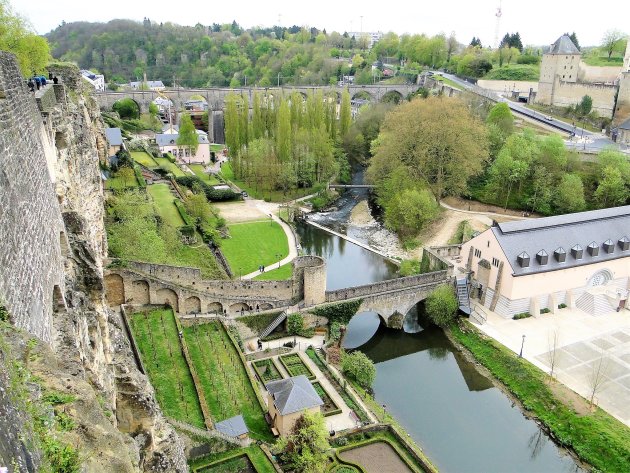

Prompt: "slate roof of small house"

[265,375,323,415]
[489,205,630,276]
[105,127,123,146]
[548,35,581,55]
[215,415,248,437]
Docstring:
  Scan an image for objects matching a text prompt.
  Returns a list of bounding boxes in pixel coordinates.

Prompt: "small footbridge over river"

[105,249,457,328]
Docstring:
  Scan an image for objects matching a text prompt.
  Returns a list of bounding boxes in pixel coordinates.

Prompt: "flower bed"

[278,353,316,380]
[252,358,284,383]
[312,381,342,417]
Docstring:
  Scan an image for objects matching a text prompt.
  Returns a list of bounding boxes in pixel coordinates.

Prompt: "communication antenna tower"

[494,0,503,49]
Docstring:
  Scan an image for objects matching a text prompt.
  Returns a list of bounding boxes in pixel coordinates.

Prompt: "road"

[438,72,619,153]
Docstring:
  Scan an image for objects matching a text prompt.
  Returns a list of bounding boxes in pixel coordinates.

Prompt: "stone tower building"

[537,34,581,106]
[614,42,630,126]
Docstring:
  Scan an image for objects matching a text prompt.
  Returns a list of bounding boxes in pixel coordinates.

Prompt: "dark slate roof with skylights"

[548,34,581,55]
[491,205,630,276]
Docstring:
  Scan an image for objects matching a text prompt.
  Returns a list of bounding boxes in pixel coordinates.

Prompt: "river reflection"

[297,217,584,473]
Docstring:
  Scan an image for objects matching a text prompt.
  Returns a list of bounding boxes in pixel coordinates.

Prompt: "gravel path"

[339,442,413,473]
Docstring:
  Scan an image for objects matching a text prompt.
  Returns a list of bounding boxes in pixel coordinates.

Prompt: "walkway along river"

[296,177,584,473]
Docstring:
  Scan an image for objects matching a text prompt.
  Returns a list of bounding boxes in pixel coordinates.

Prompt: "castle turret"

[537,34,581,105]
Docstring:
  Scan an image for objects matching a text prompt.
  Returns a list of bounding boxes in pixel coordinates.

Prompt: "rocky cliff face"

[0,55,187,472]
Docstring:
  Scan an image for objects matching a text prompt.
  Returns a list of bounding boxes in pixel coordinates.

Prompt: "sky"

[15,0,630,48]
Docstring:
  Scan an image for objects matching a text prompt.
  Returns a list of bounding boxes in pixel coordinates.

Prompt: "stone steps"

[576,292,616,316]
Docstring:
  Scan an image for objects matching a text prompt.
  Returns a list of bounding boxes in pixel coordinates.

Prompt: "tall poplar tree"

[339,89,352,138]
[276,98,292,162]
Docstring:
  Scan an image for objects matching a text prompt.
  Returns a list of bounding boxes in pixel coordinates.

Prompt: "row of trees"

[224,90,352,193]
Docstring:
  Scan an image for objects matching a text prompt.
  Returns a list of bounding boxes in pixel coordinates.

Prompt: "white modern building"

[80,70,105,91]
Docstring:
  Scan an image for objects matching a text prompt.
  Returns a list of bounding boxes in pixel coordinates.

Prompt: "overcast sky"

[16,0,629,48]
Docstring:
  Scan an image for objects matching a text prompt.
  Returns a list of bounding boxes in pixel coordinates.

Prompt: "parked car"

[241,191,248,198]
[545,115,553,121]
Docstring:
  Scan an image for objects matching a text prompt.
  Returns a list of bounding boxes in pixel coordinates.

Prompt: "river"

[296,181,584,473]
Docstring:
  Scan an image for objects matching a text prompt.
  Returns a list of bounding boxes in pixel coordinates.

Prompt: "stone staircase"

[470,305,487,325]
[456,277,471,315]
[259,311,288,338]
[576,291,616,316]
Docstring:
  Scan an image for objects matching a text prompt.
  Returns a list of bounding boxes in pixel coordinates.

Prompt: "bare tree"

[546,330,560,380]
[601,30,627,59]
[587,350,610,407]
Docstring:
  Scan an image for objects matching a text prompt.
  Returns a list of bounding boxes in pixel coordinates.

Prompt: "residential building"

[347,31,383,49]
[214,415,249,440]
[265,375,323,437]
[104,127,124,157]
[461,206,630,318]
[155,129,210,163]
[80,70,105,91]
[129,80,165,91]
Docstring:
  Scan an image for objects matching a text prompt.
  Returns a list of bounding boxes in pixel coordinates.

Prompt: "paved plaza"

[472,304,630,425]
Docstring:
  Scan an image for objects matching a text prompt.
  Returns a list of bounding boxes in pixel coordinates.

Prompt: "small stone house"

[155,130,210,164]
[105,127,123,157]
[616,118,630,145]
[214,414,249,440]
[265,375,323,437]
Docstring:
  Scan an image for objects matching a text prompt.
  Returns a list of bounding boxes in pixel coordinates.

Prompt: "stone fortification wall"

[614,72,630,126]
[549,77,617,117]
[577,63,622,83]
[477,80,538,94]
[0,52,65,342]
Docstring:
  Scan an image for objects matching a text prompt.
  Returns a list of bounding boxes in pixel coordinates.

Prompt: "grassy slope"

[450,321,630,473]
[131,151,158,167]
[190,164,220,185]
[182,322,272,442]
[220,221,289,275]
[582,56,624,67]
[128,308,205,428]
[148,183,185,227]
[155,157,185,177]
[253,263,293,280]
[483,64,540,81]
[104,175,139,190]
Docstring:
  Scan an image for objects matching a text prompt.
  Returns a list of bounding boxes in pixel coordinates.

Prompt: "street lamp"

[519,334,526,358]
[276,253,282,269]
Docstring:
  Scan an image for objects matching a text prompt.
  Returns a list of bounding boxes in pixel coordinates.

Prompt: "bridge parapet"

[325,270,449,303]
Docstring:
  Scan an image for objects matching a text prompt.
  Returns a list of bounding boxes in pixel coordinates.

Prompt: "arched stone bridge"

[94,84,420,114]
[322,270,450,328]
[104,256,452,328]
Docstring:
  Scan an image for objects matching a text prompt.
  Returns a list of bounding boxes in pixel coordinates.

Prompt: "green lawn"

[434,75,462,90]
[104,175,139,190]
[191,445,275,473]
[220,221,289,276]
[582,56,624,67]
[148,184,185,227]
[190,164,220,185]
[210,144,226,153]
[253,263,292,280]
[127,308,205,428]
[220,162,316,202]
[155,157,186,177]
[131,151,158,168]
[450,321,630,473]
[182,322,273,441]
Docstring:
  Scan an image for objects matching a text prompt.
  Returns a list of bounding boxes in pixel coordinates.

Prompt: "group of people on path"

[258,264,266,273]
[27,73,58,92]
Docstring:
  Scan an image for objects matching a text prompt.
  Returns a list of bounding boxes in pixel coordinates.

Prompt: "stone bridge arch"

[130,280,150,305]
[381,90,404,104]
[155,288,179,311]
[351,90,374,102]
[105,274,125,306]
[183,296,201,314]
[207,302,223,314]
[229,302,250,314]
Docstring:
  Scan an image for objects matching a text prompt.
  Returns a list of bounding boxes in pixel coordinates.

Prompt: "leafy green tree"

[184,193,214,223]
[597,148,630,182]
[176,114,199,158]
[273,411,330,473]
[486,102,514,136]
[341,351,376,388]
[113,98,140,119]
[339,89,352,138]
[287,313,304,336]
[116,166,136,188]
[0,1,50,75]
[601,30,626,59]
[148,102,159,116]
[384,187,440,237]
[224,94,241,159]
[487,150,529,209]
[594,166,628,208]
[425,285,459,327]
[276,98,292,162]
[577,95,593,116]
[554,174,586,213]
[368,96,488,200]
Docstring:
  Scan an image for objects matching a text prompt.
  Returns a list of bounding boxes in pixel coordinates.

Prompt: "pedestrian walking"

[27,79,34,92]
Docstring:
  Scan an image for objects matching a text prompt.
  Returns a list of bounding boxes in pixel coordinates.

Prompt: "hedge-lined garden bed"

[279,353,316,380]
[252,357,284,383]
[312,381,342,417]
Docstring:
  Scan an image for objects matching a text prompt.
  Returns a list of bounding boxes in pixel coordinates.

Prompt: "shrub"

[287,313,304,336]
[173,199,195,226]
[311,300,362,325]
[0,304,9,322]
[425,285,459,327]
[175,175,240,202]
[133,166,146,188]
[341,350,376,388]
[512,312,531,320]
[558,303,567,309]
[540,308,551,314]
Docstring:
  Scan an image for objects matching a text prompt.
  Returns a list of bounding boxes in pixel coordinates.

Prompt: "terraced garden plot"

[197,454,255,473]
[252,358,284,383]
[127,308,205,428]
[155,157,185,177]
[312,381,342,416]
[182,321,273,441]
[105,174,139,190]
[147,183,185,227]
[131,151,158,167]
[192,446,275,473]
[278,353,316,380]
[190,164,220,185]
